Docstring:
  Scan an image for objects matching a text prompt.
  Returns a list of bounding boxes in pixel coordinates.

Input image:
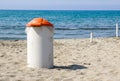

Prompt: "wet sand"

[0,37,120,81]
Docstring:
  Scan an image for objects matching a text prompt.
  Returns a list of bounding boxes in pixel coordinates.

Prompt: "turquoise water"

[0,10,120,39]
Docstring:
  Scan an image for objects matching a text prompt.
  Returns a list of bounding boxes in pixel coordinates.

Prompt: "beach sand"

[0,37,120,81]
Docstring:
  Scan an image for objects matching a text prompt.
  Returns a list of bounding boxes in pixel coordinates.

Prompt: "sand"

[0,37,120,81]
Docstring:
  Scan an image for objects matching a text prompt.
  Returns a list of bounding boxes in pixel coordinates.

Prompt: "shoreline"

[0,37,120,81]
[0,36,119,40]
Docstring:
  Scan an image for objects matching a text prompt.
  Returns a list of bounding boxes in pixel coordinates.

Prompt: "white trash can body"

[26,27,53,68]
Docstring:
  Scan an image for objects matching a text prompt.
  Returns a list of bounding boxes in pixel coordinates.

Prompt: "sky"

[0,0,120,10]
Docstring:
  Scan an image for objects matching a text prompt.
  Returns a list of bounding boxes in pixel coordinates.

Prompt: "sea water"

[0,10,120,39]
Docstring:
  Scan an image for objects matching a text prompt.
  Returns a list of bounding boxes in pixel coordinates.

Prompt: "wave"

[0,37,26,40]
[55,27,118,30]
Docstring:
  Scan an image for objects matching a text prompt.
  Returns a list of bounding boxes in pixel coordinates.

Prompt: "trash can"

[26,18,54,68]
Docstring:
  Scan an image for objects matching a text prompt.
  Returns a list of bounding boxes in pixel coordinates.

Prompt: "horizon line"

[0,9,120,11]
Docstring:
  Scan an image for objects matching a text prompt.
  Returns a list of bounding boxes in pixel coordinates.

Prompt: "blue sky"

[0,0,120,10]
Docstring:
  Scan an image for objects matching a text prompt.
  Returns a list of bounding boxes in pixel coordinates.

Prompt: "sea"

[0,10,120,40]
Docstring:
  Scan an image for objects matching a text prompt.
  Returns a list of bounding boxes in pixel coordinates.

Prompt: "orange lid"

[26,18,53,27]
